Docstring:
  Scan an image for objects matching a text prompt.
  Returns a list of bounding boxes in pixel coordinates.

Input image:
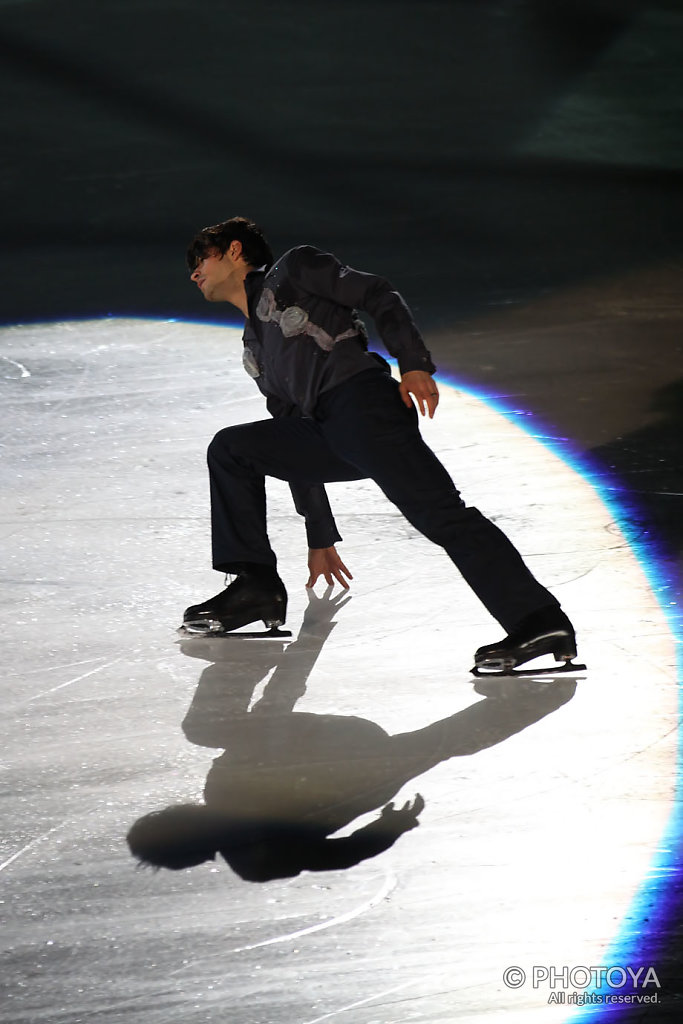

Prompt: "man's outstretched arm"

[288,482,352,589]
[264,395,351,588]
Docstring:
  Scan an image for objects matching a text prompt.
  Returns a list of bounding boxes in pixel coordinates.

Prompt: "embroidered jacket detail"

[256,287,359,351]
[242,347,261,378]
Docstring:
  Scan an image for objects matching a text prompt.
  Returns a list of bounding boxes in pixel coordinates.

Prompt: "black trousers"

[206,369,558,633]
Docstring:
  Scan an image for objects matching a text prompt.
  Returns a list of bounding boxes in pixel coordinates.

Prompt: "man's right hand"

[306,546,353,589]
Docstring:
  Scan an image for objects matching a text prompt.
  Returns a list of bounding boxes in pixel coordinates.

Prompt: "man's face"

[189,249,234,302]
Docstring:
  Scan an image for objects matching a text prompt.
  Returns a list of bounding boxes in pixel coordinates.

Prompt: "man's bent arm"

[289,246,436,377]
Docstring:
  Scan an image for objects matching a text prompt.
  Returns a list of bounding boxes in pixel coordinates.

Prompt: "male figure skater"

[182,216,580,673]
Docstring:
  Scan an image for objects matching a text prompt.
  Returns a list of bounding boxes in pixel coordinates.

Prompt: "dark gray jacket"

[243,245,435,415]
[241,245,436,547]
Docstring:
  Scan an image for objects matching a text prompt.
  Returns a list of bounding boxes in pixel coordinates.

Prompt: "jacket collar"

[244,266,267,317]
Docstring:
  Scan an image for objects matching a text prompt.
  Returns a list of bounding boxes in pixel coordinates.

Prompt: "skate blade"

[212,626,292,639]
[177,622,292,639]
[471,659,586,678]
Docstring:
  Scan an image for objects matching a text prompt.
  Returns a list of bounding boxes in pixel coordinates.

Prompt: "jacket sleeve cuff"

[397,350,437,376]
[289,483,343,549]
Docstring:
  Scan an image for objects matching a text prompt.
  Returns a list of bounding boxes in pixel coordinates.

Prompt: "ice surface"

[1,318,676,1024]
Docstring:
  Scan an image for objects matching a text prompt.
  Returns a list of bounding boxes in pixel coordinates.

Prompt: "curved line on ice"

[228,869,398,953]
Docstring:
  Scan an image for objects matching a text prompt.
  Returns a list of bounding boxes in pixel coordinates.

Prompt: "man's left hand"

[399,370,439,418]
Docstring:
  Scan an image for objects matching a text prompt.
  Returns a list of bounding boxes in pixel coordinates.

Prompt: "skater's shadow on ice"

[127,589,576,882]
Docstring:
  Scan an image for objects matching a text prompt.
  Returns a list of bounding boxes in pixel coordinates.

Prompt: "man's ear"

[229,240,243,261]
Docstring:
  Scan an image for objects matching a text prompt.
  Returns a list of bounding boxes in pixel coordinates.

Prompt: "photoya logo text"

[502,965,661,991]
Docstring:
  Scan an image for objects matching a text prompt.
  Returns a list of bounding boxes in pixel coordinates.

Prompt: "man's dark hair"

[186,216,274,271]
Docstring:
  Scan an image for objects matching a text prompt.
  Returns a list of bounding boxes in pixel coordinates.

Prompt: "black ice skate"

[471,607,585,677]
[180,568,291,638]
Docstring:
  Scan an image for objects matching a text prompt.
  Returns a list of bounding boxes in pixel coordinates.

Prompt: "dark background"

[2,0,682,1013]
